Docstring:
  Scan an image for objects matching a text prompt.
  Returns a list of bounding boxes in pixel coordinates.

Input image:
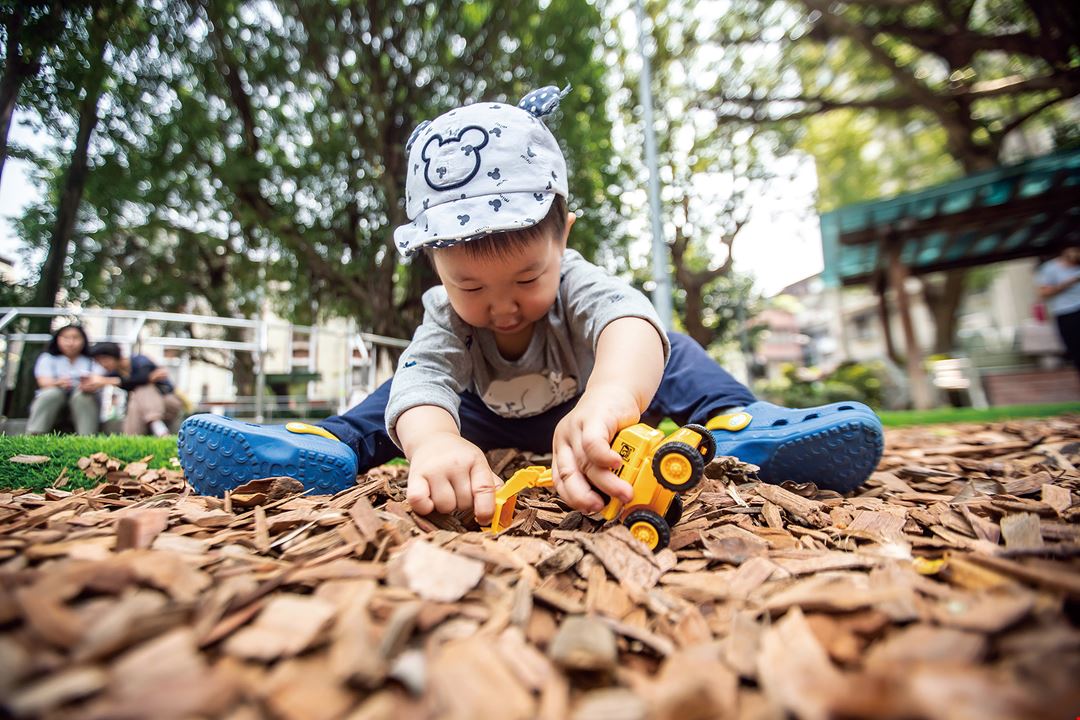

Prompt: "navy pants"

[1057,308,1080,373]
[320,332,756,472]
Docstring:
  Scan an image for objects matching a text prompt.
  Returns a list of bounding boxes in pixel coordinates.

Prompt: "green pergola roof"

[821,148,1080,287]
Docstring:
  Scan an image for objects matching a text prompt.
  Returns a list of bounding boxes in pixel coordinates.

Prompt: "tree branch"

[996,92,1077,141]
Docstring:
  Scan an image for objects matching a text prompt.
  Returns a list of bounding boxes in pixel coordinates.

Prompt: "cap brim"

[394,191,559,257]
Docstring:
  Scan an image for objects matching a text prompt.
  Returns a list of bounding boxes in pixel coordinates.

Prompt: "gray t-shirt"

[385,248,670,447]
[1037,258,1080,317]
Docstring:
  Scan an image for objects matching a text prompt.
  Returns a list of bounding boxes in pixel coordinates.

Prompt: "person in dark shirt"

[83,343,184,436]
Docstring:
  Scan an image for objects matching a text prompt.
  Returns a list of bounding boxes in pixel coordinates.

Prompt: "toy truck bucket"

[489,466,553,534]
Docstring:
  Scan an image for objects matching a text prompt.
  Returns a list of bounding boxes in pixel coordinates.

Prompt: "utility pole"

[635,0,672,330]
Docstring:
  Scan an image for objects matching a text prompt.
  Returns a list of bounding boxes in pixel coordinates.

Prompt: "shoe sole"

[761,418,884,493]
[178,415,356,497]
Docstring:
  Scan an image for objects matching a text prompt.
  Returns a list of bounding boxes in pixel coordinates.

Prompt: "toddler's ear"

[518,85,572,118]
[406,120,432,154]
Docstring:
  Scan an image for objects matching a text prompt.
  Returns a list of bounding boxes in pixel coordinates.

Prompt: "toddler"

[178,87,884,521]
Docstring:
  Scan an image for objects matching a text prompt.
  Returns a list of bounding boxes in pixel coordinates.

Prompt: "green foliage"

[0,434,178,491]
[612,1,790,349]
[798,109,963,212]
[12,0,624,341]
[754,359,890,409]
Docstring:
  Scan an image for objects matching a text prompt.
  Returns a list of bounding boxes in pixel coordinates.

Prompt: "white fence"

[0,307,409,422]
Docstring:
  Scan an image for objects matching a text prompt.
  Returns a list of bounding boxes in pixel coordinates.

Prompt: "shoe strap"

[285,422,340,442]
[705,411,752,432]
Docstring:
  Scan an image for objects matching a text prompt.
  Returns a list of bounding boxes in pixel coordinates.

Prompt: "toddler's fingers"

[557,445,603,511]
[581,423,622,469]
[429,475,458,514]
[586,465,633,504]
[563,470,604,512]
[406,473,435,516]
[470,465,498,524]
[551,451,567,500]
[449,471,474,514]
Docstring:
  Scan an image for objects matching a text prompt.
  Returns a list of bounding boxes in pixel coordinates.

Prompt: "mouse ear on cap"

[518,84,572,118]
[405,119,432,154]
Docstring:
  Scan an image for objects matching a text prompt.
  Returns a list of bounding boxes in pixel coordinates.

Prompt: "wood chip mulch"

[1,416,1079,719]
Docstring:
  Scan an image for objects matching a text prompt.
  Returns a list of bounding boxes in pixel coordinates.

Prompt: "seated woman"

[27,324,102,435]
[85,343,184,437]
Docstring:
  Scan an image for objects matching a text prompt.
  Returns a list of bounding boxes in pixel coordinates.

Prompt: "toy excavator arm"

[488,466,553,534]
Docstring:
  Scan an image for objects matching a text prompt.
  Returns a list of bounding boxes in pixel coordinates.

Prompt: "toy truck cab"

[600,423,715,550]
[488,423,716,551]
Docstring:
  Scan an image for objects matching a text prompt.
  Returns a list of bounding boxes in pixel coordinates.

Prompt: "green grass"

[0,434,179,492]
[876,402,1080,428]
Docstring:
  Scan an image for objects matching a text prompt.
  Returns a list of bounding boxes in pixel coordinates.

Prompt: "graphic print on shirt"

[481,370,578,417]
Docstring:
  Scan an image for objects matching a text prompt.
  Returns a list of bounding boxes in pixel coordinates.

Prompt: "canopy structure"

[818,148,1080,407]
[821,148,1080,288]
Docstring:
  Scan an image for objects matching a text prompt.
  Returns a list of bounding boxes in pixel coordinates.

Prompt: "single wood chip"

[224,594,336,661]
[8,455,51,465]
[429,635,535,720]
[999,512,1044,550]
[757,608,847,720]
[755,484,832,528]
[864,623,987,669]
[115,509,170,551]
[1042,483,1073,514]
[398,539,484,602]
[548,614,618,671]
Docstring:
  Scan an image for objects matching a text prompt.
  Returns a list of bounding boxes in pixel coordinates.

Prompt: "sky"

[0,112,43,275]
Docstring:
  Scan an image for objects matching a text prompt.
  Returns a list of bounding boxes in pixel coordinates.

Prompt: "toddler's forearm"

[396,405,460,459]
[589,317,665,412]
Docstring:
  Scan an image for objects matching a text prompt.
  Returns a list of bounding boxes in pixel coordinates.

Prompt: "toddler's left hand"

[551,384,640,513]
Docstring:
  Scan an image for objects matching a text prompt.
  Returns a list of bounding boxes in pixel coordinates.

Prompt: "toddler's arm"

[397,404,500,523]
[552,316,665,511]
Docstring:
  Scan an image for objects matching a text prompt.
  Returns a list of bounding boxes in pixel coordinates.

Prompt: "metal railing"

[0,307,409,423]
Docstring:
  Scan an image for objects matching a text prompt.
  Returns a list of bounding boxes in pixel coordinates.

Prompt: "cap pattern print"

[393,85,571,257]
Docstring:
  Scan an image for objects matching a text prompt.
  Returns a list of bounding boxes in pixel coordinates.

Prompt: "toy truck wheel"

[652,441,704,492]
[683,423,716,464]
[624,509,671,551]
[663,494,684,527]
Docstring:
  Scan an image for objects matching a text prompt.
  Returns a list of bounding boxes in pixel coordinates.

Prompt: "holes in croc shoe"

[838,405,853,411]
[772,419,789,426]
[803,413,820,420]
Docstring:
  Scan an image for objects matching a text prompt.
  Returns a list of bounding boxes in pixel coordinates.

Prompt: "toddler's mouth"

[493,320,524,333]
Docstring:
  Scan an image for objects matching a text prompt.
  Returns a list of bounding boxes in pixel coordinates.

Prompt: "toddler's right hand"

[405,432,501,524]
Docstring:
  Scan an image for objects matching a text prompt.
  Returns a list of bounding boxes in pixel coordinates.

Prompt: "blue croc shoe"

[177,414,359,497]
[707,401,884,492]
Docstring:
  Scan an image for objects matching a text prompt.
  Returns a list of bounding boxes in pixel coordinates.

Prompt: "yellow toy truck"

[487,423,715,551]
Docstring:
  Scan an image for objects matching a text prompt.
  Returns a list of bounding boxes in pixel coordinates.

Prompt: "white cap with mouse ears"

[393,85,572,257]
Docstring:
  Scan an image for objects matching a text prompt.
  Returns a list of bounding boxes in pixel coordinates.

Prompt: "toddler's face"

[432,215,574,338]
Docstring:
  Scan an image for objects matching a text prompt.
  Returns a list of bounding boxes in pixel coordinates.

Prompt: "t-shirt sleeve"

[560,250,671,362]
[1037,262,1060,288]
[33,353,56,379]
[384,288,474,448]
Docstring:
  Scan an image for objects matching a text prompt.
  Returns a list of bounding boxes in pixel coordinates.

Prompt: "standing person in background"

[84,343,184,437]
[1038,243,1080,375]
[26,325,102,435]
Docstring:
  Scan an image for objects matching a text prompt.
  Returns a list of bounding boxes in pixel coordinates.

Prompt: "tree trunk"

[31,48,106,309]
[680,276,711,348]
[925,269,967,354]
[10,20,109,418]
[0,5,29,187]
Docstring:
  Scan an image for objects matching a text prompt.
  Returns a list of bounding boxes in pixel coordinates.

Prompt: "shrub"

[754,360,892,409]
